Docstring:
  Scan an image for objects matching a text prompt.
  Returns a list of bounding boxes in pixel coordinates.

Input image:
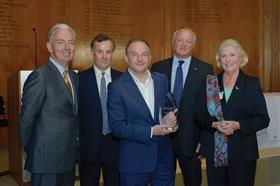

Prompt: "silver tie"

[100,72,110,135]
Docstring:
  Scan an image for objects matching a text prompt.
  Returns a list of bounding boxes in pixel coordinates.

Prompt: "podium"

[7,70,32,186]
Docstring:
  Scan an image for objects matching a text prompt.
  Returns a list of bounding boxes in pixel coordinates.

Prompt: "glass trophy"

[159,92,178,130]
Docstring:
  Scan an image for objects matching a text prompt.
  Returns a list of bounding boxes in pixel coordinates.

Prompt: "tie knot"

[178,60,184,66]
[101,72,105,76]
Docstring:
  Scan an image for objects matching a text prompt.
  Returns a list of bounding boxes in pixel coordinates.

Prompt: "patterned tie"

[206,75,228,167]
[173,60,184,107]
[100,72,110,135]
[63,70,72,97]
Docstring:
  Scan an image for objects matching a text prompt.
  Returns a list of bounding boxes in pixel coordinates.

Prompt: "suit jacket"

[195,71,270,163]
[107,71,173,173]
[78,67,121,163]
[19,60,79,173]
[151,57,213,157]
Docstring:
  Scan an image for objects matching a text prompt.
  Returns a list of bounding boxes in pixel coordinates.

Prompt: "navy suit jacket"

[195,71,270,163]
[19,60,79,173]
[78,67,121,163]
[107,71,173,173]
[152,57,213,157]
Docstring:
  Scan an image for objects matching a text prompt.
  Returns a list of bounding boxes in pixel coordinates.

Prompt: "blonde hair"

[215,39,248,68]
[172,27,197,44]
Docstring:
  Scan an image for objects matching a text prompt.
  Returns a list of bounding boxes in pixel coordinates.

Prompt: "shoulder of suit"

[111,71,127,83]
[192,57,211,67]
[151,71,166,77]
[153,57,173,66]
[111,68,122,75]
[78,66,93,75]
[239,71,260,84]
[151,71,168,82]
[35,62,51,76]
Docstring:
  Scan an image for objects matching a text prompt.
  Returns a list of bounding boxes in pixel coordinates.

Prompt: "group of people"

[19,23,270,186]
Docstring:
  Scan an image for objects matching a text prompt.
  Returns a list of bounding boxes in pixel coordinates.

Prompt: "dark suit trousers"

[206,160,256,186]
[173,136,202,186]
[79,134,120,186]
[31,167,75,186]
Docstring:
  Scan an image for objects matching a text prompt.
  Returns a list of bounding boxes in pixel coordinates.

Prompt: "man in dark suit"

[19,23,78,186]
[79,34,121,186]
[152,27,213,186]
[107,38,177,186]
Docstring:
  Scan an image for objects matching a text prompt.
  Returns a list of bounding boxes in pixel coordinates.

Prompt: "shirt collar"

[49,57,67,74]
[173,55,192,65]
[128,69,152,85]
[94,65,111,77]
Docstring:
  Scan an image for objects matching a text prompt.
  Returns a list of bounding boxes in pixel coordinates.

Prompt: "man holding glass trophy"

[152,27,213,186]
[107,38,177,185]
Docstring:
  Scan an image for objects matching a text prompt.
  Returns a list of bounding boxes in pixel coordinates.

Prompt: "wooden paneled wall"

[266,0,280,91]
[0,0,279,104]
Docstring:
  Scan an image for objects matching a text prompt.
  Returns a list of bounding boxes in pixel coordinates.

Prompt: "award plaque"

[159,92,178,130]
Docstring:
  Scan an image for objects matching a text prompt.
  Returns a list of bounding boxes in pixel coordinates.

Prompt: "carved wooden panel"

[174,0,262,77]
[71,0,165,72]
[270,0,280,91]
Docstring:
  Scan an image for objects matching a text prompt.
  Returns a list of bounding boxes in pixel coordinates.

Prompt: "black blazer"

[152,56,213,157]
[195,71,270,163]
[78,67,121,163]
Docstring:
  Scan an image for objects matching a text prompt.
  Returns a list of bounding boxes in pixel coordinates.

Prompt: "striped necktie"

[63,70,73,97]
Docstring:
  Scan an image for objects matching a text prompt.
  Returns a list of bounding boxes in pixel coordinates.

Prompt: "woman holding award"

[194,39,270,186]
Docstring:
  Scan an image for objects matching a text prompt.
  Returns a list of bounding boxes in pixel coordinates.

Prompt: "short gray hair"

[48,23,76,42]
[215,39,249,68]
[172,27,197,44]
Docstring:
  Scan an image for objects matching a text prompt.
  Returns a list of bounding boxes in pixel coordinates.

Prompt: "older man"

[79,33,121,186]
[152,27,213,186]
[19,23,78,186]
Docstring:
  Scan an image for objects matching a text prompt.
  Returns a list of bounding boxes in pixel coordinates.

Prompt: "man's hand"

[152,124,177,136]
[153,111,177,136]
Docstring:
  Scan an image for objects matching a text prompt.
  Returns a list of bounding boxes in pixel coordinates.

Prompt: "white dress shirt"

[128,69,155,137]
[171,55,191,93]
[94,66,112,96]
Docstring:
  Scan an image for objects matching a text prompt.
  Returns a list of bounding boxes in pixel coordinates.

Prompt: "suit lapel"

[180,59,199,105]
[47,61,78,116]
[47,61,73,103]
[152,72,160,123]
[123,71,154,120]
[111,70,119,81]
[218,73,227,110]
[166,58,173,91]
[88,68,102,109]
[68,69,79,115]
[220,71,245,115]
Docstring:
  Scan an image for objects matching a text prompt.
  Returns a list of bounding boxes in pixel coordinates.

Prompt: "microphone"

[32,27,38,68]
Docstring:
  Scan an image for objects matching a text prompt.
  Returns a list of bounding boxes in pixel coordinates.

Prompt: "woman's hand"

[212,120,240,135]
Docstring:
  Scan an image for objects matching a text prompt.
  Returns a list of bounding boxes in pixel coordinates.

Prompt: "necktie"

[100,72,110,135]
[63,70,73,97]
[173,60,184,107]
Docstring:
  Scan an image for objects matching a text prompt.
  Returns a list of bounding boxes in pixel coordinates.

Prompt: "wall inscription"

[0,0,29,48]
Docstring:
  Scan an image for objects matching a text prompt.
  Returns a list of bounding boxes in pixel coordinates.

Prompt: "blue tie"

[100,72,110,135]
[173,60,184,107]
